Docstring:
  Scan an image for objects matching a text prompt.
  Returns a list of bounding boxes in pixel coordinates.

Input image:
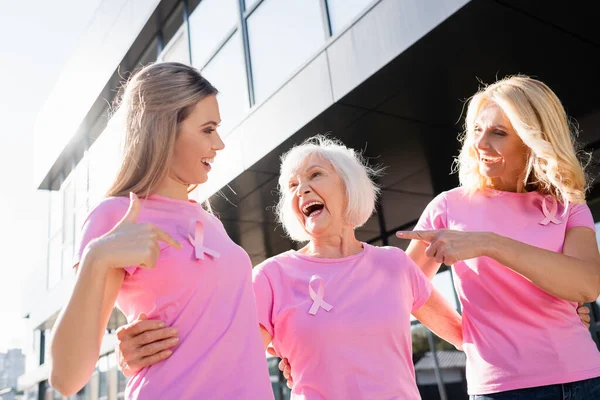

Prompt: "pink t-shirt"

[415,187,600,395]
[75,195,273,400]
[252,244,432,400]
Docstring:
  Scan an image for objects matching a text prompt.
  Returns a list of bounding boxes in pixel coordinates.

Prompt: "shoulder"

[366,245,409,269]
[252,251,295,278]
[86,197,130,224]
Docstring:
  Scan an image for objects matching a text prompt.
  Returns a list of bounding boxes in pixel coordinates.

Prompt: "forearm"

[50,252,123,395]
[412,289,462,349]
[487,233,600,302]
[406,240,442,280]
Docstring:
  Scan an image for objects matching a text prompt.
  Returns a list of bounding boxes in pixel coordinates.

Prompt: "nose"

[296,180,311,196]
[474,130,490,150]
[213,131,225,151]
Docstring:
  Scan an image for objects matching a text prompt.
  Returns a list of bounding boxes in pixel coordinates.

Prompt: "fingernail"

[170,328,179,334]
[172,337,180,343]
[159,322,165,328]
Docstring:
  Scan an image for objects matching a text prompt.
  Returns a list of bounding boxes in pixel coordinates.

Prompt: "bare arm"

[49,253,124,396]
[49,194,181,396]
[412,289,463,350]
[399,226,600,303]
[488,227,600,303]
[406,239,443,280]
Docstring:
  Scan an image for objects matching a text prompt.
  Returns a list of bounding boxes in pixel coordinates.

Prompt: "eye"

[310,171,321,179]
[203,127,216,134]
[493,130,507,136]
[289,182,298,190]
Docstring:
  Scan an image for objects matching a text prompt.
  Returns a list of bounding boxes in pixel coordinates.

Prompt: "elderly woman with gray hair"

[115,136,463,399]
[252,136,462,399]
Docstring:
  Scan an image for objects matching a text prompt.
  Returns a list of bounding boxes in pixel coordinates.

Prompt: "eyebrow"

[474,123,509,130]
[200,120,220,127]
[305,164,324,170]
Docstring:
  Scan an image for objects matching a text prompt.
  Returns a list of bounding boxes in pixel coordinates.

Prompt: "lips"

[479,155,502,164]
[200,157,214,171]
[301,200,324,218]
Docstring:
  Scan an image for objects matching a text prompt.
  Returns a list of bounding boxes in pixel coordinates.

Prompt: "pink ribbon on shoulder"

[188,220,220,260]
[539,196,562,226]
[308,275,333,316]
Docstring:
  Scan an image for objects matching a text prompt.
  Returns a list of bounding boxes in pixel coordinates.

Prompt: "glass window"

[88,125,121,206]
[202,32,249,136]
[49,187,63,237]
[117,369,128,399]
[48,233,62,288]
[247,0,325,103]
[244,0,260,11]
[189,0,238,68]
[160,27,190,64]
[75,153,89,210]
[62,177,75,242]
[97,355,110,400]
[327,0,373,34]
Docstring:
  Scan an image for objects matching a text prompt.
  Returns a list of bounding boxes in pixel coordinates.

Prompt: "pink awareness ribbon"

[308,275,333,316]
[539,196,562,226]
[188,220,220,260]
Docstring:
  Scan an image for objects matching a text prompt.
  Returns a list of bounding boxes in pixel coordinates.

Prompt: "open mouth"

[200,157,214,169]
[480,155,502,164]
[302,201,324,218]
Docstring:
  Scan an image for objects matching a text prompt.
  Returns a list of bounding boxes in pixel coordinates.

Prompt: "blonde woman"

[398,76,600,399]
[48,63,274,399]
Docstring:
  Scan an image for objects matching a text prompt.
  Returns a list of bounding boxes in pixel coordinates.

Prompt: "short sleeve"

[566,203,596,231]
[403,251,433,312]
[73,197,136,275]
[415,192,448,231]
[252,265,275,336]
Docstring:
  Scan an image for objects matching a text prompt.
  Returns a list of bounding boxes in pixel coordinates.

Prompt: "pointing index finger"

[395,230,437,242]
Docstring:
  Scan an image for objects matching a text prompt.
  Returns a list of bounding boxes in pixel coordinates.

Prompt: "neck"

[489,174,526,193]
[300,226,363,259]
[153,175,190,201]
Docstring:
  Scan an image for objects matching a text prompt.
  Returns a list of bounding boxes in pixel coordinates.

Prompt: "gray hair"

[276,135,382,242]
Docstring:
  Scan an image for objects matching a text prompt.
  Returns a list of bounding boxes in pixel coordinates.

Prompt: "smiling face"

[472,102,529,192]
[170,94,224,185]
[287,154,348,239]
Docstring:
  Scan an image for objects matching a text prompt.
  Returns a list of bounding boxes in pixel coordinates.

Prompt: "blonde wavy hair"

[106,62,218,198]
[456,75,590,205]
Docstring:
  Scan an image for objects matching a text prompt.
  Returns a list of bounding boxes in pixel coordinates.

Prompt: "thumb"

[123,192,141,223]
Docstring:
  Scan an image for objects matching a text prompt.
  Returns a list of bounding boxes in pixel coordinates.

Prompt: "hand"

[116,313,179,376]
[89,192,182,270]
[267,347,293,389]
[396,229,489,266]
[577,302,591,329]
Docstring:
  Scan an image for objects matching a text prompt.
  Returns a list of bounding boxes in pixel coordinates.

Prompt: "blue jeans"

[470,376,600,400]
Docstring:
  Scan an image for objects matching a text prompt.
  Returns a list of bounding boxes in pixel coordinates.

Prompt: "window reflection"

[247,0,325,103]
[202,32,249,137]
[189,0,238,68]
[327,0,374,34]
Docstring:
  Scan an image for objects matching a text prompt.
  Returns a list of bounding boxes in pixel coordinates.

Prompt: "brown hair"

[106,62,218,198]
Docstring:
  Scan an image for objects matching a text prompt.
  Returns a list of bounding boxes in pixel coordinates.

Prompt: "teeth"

[201,158,214,164]
[481,155,501,163]
[302,201,323,213]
